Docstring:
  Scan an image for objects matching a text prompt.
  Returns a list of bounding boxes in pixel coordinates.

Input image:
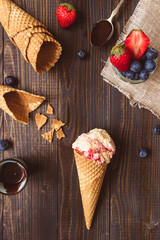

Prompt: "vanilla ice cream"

[72,128,115,163]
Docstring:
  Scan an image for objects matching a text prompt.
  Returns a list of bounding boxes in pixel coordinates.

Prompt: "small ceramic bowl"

[112,43,158,84]
[0,158,28,195]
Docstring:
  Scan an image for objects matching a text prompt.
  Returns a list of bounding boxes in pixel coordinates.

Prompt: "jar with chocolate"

[0,158,28,195]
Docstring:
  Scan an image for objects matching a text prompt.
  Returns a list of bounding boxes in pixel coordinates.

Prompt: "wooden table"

[1,0,160,239]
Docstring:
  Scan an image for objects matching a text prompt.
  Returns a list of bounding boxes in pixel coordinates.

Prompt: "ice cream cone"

[74,150,108,230]
[72,129,115,229]
[0,0,62,73]
[0,84,45,124]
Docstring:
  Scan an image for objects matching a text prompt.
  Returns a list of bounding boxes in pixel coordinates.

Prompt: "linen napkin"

[101,0,160,118]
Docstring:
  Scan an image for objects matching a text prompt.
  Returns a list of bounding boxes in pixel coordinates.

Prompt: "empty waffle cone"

[0,0,62,73]
[74,150,108,230]
[0,84,45,124]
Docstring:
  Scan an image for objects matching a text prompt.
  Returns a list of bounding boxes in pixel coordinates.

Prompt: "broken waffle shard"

[0,84,45,124]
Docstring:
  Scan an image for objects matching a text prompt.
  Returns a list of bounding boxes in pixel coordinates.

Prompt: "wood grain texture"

[110,1,160,240]
[2,0,59,240]
[1,0,160,239]
[0,17,4,240]
[57,0,113,238]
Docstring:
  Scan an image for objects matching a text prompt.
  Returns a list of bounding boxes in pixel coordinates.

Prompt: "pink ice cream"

[72,128,115,163]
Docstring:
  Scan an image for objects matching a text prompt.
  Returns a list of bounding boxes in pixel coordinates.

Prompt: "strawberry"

[110,45,131,72]
[75,148,83,154]
[56,3,77,28]
[125,29,150,60]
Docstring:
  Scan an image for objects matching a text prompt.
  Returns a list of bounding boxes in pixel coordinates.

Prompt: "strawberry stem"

[60,3,75,11]
[110,45,125,58]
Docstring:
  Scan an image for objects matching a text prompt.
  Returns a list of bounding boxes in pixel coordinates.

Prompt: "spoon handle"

[108,0,124,22]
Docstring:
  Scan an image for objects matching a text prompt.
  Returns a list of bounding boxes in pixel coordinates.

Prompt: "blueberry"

[5,76,17,87]
[130,61,142,73]
[134,73,139,80]
[77,50,86,59]
[0,139,10,151]
[145,60,156,72]
[125,70,135,80]
[139,69,149,80]
[119,71,126,77]
[152,125,160,135]
[138,148,148,158]
[140,53,147,63]
[145,48,158,60]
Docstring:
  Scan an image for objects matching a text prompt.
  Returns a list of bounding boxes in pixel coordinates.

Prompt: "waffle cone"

[74,150,108,230]
[0,84,45,124]
[0,0,62,73]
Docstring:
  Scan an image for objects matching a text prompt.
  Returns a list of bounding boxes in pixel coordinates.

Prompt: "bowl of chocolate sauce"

[0,158,27,195]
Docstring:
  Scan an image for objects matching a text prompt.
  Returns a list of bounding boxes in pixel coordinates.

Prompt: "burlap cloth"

[101,0,160,119]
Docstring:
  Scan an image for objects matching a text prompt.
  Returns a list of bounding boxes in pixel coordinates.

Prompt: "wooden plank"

[109,1,160,240]
[0,20,4,240]
[110,99,160,240]
[57,0,112,239]
[110,0,138,239]
[1,0,160,239]
[2,0,59,239]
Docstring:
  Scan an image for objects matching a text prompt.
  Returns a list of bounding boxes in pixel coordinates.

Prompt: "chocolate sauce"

[0,162,26,194]
[91,20,112,46]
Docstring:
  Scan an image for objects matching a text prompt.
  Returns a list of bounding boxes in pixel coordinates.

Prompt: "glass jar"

[0,158,28,195]
[112,43,158,84]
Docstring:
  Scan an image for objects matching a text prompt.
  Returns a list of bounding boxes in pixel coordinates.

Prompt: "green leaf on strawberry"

[110,44,131,72]
[110,45,125,58]
[60,3,76,11]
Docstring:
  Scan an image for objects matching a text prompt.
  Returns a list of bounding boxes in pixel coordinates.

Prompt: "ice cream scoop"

[72,128,115,163]
[90,0,124,47]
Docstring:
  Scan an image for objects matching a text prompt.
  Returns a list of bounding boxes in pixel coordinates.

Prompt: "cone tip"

[86,222,91,230]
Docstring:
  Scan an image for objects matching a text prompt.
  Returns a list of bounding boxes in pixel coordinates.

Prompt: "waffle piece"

[0,84,45,124]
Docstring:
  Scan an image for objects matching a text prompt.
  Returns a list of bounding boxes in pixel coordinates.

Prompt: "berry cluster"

[121,48,158,81]
[110,30,158,81]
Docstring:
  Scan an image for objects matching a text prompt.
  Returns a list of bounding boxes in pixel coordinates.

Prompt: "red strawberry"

[56,3,77,28]
[125,29,150,60]
[75,148,83,154]
[110,45,131,72]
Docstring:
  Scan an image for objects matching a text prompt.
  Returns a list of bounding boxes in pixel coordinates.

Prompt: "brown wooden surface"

[1,0,160,239]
